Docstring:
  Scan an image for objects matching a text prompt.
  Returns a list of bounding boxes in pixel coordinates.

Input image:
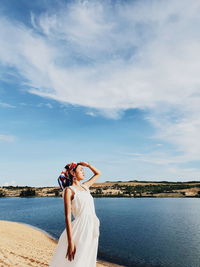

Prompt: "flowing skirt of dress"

[49,184,100,267]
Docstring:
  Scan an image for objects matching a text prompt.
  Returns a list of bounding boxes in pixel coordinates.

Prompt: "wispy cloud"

[36,102,53,108]
[3,180,17,186]
[0,134,16,142]
[122,151,200,180]
[0,102,16,108]
[0,0,200,164]
[124,152,190,166]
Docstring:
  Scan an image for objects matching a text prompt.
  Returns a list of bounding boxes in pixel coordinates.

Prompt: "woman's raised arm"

[80,162,102,188]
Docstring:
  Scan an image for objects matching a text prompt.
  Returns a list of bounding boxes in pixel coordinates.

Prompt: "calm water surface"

[0,197,200,267]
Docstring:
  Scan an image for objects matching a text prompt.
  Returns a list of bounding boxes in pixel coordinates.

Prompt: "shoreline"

[19,221,124,266]
[0,220,124,267]
[1,181,200,198]
[1,195,199,199]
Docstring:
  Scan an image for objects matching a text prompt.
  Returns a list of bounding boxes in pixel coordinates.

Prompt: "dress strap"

[81,183,90,192]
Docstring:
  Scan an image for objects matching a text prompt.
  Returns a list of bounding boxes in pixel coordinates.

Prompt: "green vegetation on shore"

[1,180,200,198]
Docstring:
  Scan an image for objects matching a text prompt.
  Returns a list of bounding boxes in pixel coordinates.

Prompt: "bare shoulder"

[62,187,73,198]
[63,187,76,203]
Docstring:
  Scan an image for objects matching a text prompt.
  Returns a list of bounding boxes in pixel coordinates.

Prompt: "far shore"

[0,220,124,267]
[1,180,200,198]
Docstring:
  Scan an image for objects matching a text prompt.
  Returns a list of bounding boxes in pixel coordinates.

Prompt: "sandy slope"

[0,220,123,267]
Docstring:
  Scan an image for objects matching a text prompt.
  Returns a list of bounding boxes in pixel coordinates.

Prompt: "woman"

[49,161,102,267]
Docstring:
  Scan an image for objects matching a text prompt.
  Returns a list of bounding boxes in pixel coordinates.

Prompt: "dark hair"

[58,163,80,190]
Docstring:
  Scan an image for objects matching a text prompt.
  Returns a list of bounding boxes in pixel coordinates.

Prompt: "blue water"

[0,197,200,267]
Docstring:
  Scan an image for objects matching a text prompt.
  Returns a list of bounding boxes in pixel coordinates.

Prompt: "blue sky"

[1,0,200,186]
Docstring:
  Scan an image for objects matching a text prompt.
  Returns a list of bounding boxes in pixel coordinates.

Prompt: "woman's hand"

[78,161,90,167]
[66,241,76,261]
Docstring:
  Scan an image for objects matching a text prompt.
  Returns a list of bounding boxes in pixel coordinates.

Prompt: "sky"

[1,0,200,187]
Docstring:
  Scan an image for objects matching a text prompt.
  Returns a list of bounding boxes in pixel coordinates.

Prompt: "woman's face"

[74,165,85,180]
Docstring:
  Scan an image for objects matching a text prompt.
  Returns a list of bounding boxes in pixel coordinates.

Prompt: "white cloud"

[3,180,17,186]
[37,102,53,108]
[19,102,28,106]
[85,111,97,117]
[0,102,16,108]
[122,151,200,181]
[0,134,15,142]
[0,0,200,165]
[86,107,125,119]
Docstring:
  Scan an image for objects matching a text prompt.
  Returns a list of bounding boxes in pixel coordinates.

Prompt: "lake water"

[0,197,200,267]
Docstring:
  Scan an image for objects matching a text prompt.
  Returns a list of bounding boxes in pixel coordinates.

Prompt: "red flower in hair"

[65,162,78,172]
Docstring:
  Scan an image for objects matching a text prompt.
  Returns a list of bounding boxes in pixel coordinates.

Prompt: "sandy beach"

[0,220,123,267]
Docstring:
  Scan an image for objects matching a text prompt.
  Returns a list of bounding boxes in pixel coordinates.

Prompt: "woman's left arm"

[80,162,102,188]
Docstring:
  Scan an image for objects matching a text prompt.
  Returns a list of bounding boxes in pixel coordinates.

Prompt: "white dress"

[49,184,100,267]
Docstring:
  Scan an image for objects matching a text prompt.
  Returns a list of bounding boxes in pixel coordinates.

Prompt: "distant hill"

[1,181,200,198]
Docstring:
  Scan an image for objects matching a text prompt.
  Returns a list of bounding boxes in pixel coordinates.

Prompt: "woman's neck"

[72,180,81,186]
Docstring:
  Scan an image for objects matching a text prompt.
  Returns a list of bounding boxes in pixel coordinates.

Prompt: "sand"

[0,220,123,267]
